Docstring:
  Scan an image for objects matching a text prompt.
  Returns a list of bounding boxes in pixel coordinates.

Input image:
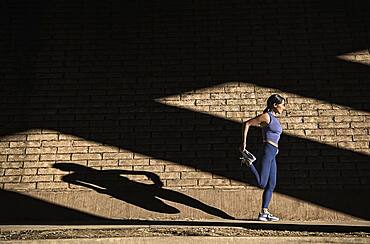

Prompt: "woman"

[240,94,285,221]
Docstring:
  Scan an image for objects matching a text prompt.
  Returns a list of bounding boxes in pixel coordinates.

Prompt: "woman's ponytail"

[264,94,285,113]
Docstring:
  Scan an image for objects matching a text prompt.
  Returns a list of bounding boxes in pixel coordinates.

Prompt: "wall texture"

[0,0,369,222]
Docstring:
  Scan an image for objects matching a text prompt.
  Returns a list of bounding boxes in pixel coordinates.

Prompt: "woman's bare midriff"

[264,140,278,148]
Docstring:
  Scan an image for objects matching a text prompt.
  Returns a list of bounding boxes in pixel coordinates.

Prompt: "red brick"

[26,147,57,154]
[351,111,370,116]
[164,100,196,107]
[198,179,230,186]
[5,168,37,176]
[72,153,101,160]
[0,148,25,155]
[27,134,58,141]
[284,129,305,136]
[40,154,71,161]
[334,116,364,122]
[88,160,119,167]
[133,165,164,172]
[318,110,349,116]
[165,165,195,172]
[10,141,41,147]
[214,185,245,189]
[101,166,133,171]
[351,122,370,128]
[148,159,172,165]
[37,168,69,175]
[72,141,102,147]
[8,155,40,161]
[287,97,316,104]
[208,111,226,117]
[181,93,210,100]
[302,104,332,110]
[319,123,350,129]
[336,129,368,135]
[353,135,370,141]
[210,105,239,112]
[53,175,65,182]
[158,172,181,180]
[37,182,69,189]
[181,172,212,179]
[338,142,368,149]
[133,153,152,159]
[0,135,27,141]
[240,105,265,111]
[226,86,254,93]
[0,176,21,183]
[320,136,352,142]
[226,112,256,118]
[4,183,36,190]
[102,152,133,160]
[191,105,210,112]
[166,179,197,187]
[0,162,23,168]
[58,134,82,140]
[287,110,318,116]
[196,100,226,106]
[89,146,119,153]
[288,123,318,129]
[22,175,54,182]
[42,141,72,147]
[0,142,10,147]
[58,147,88,153]
[302,117,333,123]
[119,159,150,166]
[23,161,54,168]
[227,99,256,105]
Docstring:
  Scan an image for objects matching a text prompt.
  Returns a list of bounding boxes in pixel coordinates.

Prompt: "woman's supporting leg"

[262,157,277,209]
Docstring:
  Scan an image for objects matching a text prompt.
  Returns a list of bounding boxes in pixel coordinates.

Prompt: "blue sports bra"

[261,112,282,145]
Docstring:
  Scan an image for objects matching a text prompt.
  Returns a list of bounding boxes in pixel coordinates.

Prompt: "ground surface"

[1,226,369,241]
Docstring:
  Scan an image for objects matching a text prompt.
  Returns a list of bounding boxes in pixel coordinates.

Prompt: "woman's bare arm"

[240,113,270,151]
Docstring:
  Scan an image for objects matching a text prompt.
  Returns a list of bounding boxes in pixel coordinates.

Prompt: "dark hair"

[263,94,285,113]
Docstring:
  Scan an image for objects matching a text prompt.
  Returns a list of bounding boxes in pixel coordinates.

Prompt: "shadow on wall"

[0,0,369,220]
[0,189,110,224]
[2,189,370,234]
[53,163,234,219]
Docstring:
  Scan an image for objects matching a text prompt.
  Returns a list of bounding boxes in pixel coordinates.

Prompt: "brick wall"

[0,0,369,220]
[1,85,369,191]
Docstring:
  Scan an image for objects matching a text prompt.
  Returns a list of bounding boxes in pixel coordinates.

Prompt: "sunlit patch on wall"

[155,82,370,155]
[337,49,370,66]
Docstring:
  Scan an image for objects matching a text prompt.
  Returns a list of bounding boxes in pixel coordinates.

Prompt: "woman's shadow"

[53,163,234,219]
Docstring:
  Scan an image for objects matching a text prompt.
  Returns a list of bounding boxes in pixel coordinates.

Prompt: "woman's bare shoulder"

[246,112,270,127]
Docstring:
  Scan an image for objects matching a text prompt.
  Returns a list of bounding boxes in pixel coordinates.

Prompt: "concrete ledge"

[1,221,369,243]
[1,220,370,233]
[2,188,368,223]
[1,236,370,244]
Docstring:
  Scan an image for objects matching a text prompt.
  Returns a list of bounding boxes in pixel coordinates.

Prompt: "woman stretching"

[240,94,285,221]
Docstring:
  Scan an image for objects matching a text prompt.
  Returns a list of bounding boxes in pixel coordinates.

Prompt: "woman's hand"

[145,172,164,188]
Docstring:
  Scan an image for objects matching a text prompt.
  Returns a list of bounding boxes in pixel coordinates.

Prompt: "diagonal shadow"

[0,0,369,220]
[53,163,234,219]
[1,1,369,115]
[1,188,370,234]
[0,188,110,224]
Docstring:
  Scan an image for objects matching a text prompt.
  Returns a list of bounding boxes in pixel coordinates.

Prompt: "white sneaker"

[258,212,279,222]
[240,149,256,166]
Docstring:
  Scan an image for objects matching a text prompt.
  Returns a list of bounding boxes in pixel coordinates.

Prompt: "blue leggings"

[249,143,278,209]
